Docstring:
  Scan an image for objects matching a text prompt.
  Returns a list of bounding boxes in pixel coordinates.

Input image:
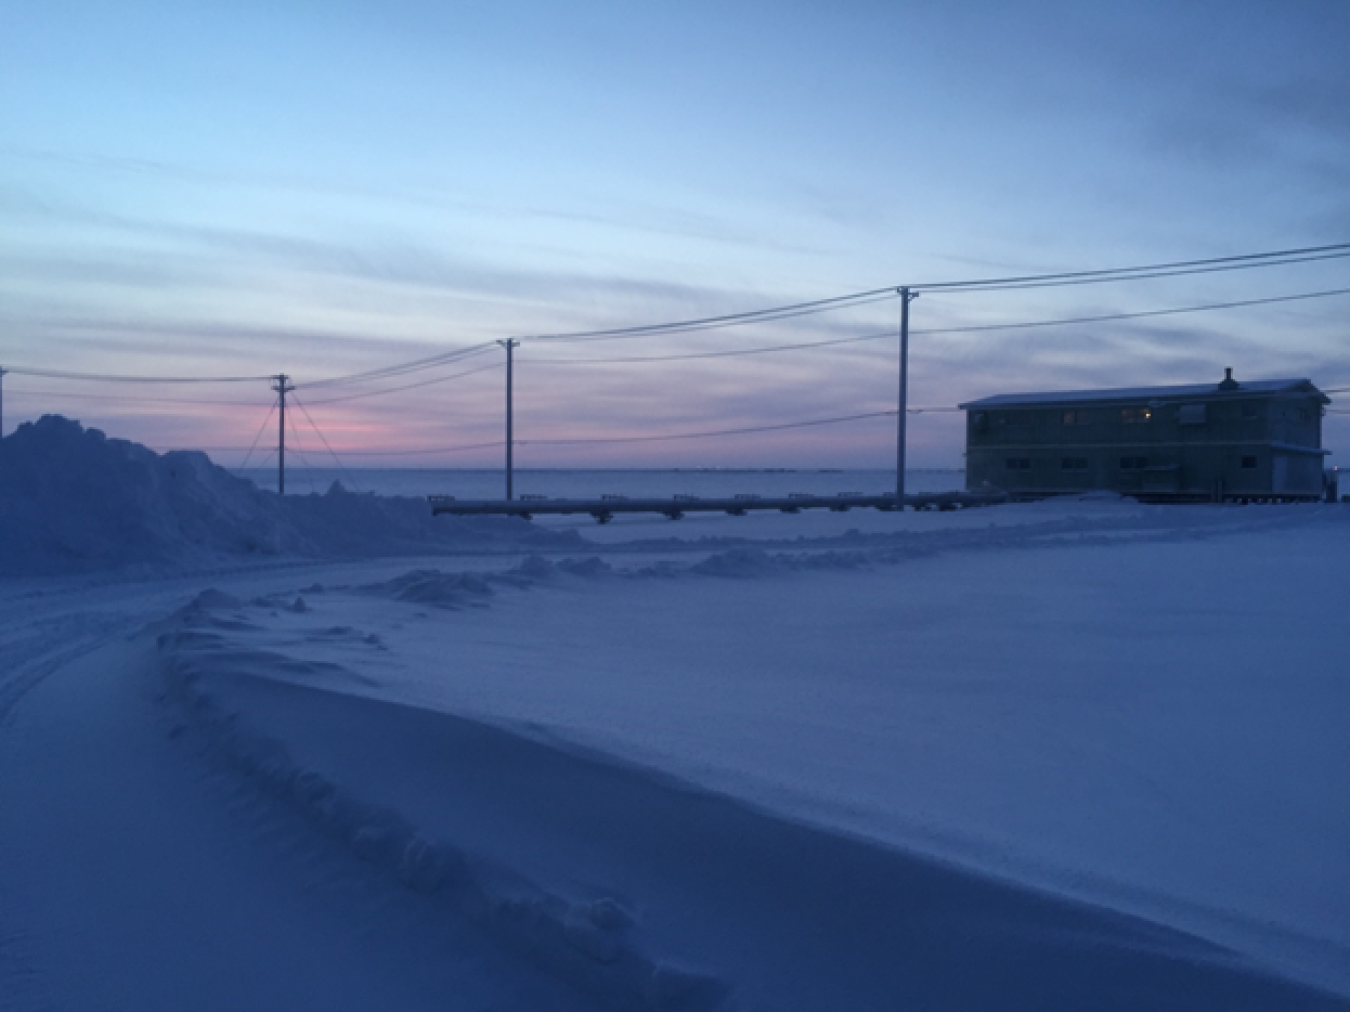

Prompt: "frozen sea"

[232,465,966,500]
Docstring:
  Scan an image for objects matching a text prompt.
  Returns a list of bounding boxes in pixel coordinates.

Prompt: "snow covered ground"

[2,417,1348,1010]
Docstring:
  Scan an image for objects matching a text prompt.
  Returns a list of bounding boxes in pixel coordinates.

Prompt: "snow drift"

[0,416,573,576]
[153,588,1348,1011]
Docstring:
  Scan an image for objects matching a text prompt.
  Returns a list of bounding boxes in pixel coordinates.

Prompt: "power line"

[11,283,1346,409]
[302,361,502,405]
[915,286,1350,333]
[910,243,1350,292]
[8,242,1346,387]
[521,291,900,344]
[272,440,507,457]
[277,242,1350,387]
[522,286,1350,367]
[527,333,887,365]
[520,410,900,445]
[515,242,1350,346]
[302,342,498,389]
[1,387,271,407]
[937,251,1350,293]
[203,410,912,455]
[3,365,272,384]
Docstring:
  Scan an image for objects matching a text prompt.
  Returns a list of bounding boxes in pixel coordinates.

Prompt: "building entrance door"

[1273,455,1291,494]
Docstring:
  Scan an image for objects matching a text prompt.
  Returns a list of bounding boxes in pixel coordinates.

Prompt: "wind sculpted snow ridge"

[150,589,1350,1012]
[155,593,734,1012]
[0,416,577,578]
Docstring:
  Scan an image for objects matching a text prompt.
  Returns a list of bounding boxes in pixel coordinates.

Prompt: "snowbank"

[0,416,574,577]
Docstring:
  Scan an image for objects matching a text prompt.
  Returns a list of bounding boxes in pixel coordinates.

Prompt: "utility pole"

[896,288,918,501]
[273,373,295,495]
[0,367,7,439]
[499,339,518,500]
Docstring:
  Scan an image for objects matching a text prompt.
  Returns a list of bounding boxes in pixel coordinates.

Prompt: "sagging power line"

[6,240,1348,490]
[7,241,1348,390]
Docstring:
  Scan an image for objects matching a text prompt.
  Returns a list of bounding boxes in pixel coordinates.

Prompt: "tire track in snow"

[0,617,129,726]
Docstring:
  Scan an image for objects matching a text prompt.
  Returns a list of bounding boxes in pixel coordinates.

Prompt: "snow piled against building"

[0,416,572,577]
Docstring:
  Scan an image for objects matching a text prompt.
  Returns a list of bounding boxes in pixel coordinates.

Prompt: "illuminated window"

[1121,407,1152,424]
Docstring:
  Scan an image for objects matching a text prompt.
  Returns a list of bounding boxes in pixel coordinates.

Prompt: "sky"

[1,0,1348,469]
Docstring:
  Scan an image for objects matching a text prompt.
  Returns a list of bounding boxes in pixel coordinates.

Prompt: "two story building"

[960,369,1330,501]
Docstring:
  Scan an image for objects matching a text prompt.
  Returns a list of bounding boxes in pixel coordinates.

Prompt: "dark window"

[1119,456,1148,470]
[1061,410,1089,426]
[1121,407,1152,424]
[1241,402,1260,420]
[970,411,988,433]
[1241,455,1257,470]
[1177,404,1207,425]
[1005,458,1031,470]
[1061,457,1089,471]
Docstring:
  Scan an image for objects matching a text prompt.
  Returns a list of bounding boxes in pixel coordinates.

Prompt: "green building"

[960,370,1331,502]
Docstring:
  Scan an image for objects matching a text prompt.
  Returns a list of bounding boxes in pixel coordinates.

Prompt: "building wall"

[965,392,1325,499]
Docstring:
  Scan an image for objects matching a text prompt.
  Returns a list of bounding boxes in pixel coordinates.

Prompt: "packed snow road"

[2,497,1349,1010]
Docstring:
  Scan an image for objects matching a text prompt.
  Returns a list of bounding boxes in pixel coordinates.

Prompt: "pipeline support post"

[896,287,918,501]
[272,373,295,495]
[499,339,519,500]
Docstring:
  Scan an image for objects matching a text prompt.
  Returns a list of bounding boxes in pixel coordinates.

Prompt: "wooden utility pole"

[499,339,518,500]
[273,373,295,494]
[896,288,918,501]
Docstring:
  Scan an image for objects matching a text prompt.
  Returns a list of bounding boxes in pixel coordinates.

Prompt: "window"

[1061,457,1089,471]
[1177,404,1207,425]
[1240,455,1257,470]
[1119,456,1148,470]
[1061,409,1089,426]
[1121,407,1152,424]
[1005,458,1032,471]
[1241,402,1260,420]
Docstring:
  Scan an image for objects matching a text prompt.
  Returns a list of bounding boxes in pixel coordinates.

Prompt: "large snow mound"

[0,416,572,577]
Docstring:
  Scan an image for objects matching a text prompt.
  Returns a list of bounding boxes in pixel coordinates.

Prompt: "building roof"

[958,378,1329,410]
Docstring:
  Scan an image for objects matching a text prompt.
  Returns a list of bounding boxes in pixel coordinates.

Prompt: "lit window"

[1121,407,1152,424]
